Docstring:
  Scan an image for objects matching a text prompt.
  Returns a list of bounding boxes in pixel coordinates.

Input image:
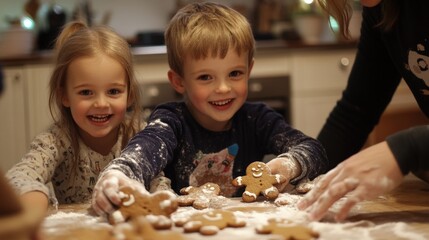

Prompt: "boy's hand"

[266,157,301,192]
[91,170,147,216]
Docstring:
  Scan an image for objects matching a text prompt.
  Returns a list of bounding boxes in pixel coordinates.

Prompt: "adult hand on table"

[91,170,147,216]
[297,141,404,221]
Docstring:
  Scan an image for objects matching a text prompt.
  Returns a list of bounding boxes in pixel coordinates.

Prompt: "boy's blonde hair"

[48,21,141,164]
[165,2,255,77]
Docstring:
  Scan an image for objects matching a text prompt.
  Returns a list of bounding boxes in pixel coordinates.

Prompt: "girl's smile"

[63,54,128,149]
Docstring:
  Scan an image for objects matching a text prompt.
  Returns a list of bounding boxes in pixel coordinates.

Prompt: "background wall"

[0,0,255,39]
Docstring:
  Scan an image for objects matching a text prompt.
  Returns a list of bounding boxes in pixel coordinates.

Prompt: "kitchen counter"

[0,40,358,66]
[41,174,429,240]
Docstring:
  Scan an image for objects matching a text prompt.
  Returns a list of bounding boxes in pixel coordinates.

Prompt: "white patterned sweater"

[6,123,171,206]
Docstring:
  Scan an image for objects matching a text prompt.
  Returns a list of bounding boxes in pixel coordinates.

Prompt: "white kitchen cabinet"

[24,64,53,141]
[0,66,28,172]
[290,49,356,137]
[0,64,53,172]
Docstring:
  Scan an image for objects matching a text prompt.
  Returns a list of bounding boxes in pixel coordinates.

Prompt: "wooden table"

[41,175,429,240]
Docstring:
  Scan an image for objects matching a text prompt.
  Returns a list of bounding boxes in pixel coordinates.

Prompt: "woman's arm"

[317,6,402,169]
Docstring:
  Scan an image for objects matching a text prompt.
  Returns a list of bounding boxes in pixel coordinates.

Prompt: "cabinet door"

[0,67,27,171]
[291,49,355,94]
[290,49,356,137]
[293,95,340,138]
[25,64,53,141]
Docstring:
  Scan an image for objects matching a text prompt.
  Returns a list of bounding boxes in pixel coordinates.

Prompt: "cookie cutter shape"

[177,182,221,209]
[232,161,287,202]
[256,218,319,240]
[108,186,178,225]
[114,216,185,240]
[175,209,246,235]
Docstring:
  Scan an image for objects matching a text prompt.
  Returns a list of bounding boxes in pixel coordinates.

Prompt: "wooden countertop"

[41,174,429,240]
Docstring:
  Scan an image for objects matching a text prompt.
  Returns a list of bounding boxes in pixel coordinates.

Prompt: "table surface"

[41,175,429,240]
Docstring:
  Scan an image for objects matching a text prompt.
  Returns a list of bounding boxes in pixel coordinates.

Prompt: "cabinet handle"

[13,73,21,83]
[339,57,350,71]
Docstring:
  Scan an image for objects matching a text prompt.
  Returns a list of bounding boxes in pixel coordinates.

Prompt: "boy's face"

[175,49,253,131]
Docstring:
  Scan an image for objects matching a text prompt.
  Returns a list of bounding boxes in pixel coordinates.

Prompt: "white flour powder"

[42,194,428,240]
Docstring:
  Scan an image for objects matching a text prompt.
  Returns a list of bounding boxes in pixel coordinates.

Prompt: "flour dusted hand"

[92,170,147,216]
[266,156,301,192]
[297,142,404,221]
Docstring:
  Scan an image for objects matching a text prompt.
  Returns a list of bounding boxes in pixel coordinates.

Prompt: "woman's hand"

[297,141,404,221]
[91,170,147,216]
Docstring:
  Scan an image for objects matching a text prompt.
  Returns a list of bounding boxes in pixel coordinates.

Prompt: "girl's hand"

[91,170,147,216]
[266,157,301,192]
[297,141,404,221]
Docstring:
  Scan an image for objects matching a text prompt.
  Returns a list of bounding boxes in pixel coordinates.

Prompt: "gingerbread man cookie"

[177,182,223,209]
[175,209,246,235]
[108,186,178,226]
[232,161,286,202]
[113,216,185,240]
[256,218,319,240]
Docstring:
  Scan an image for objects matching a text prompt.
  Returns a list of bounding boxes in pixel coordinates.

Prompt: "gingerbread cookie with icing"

[256,218,319,240]
[113,216,185,240]
[232,161,286,202]
[108,186,178,227]
[175,209,246,235]
[177,182,222,209]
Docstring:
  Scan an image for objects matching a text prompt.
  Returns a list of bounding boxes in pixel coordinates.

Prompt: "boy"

[92,2,327,215]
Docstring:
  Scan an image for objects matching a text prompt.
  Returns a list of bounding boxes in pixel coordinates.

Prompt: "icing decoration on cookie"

[232,161,287,202]
[108,186,178,225]
[175,209,246,235]
[114,215,185,240]
[256,218,319,240]
[177,182,222,209]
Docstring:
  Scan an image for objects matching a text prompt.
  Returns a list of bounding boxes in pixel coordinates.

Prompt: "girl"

[6,21,170,211]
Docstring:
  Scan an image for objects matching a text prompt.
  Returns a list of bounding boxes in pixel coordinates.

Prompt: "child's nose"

[216,79,231,93]
[94,95,108,107]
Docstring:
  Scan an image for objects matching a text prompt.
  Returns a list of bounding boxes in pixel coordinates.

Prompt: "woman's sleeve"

[317,6,402,170]
[386,125,429,175]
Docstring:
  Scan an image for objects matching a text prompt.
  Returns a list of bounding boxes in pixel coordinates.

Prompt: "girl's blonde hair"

[319,0,400,40]
[48,21,141,162]
[165,2,255,77]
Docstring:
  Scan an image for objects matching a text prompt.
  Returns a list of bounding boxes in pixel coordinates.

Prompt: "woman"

[298,0,429,221]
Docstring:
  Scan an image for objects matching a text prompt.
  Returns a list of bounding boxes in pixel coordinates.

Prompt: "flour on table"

[42,195,428,240]
[43,211,109,234]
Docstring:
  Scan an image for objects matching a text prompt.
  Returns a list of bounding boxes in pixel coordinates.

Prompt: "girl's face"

[360,0,382,7]
[171,49,253,131]
[62,54,128,146]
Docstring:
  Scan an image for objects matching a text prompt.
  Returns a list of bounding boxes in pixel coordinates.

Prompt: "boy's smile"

[174,49,253,132]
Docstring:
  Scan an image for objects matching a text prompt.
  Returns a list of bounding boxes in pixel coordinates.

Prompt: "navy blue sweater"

[106,102,327,195]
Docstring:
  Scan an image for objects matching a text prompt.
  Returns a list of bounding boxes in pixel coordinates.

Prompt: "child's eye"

[229,70,243,78]
[197,74,212,81]
[108,89,121,95]
[78,90,92,96]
